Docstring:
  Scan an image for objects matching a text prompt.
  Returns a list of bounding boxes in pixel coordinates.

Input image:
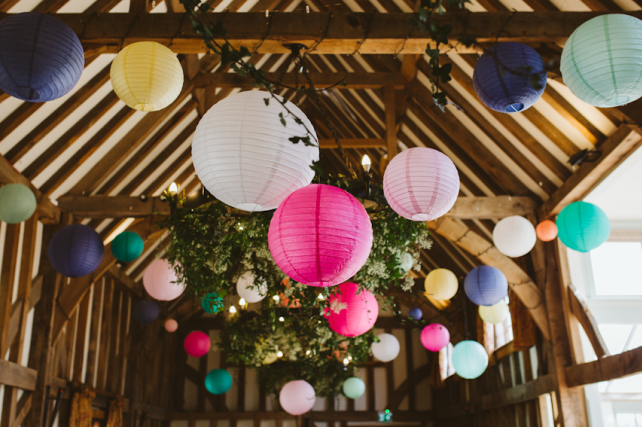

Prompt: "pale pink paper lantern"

[268,184,373,287]
[279,380,316,415]
[420,323,450,352]
[164,319,178,333]
[325,282,378,337]
[184,331,211,357]
[383,147,460,221]
[143,259,186,301]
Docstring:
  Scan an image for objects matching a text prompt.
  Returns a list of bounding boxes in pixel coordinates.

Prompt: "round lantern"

[0,183,37,223]
[192,91,319,212]
[134,300,159,324]
[557,201,610,252]
[0,12,84,102]
[143,259,185,301]
[184,331,211,357]
[464,266,508,306]
[201,293,225,314]
[479,300,509,324]
[343,377,365,399]
[110,41,183,111]
[237,272,267,303]
[452,340,489,379]
[279,380,316,415]
[408,307,423,321]
[371,333,400,362]
[536,220,558,242]
[326,282,378,337]
[383,147,460,221]
[420,324,450,352]
[424,268,458,300]
[111,231,144,262]
[205,369,233,395]
[268,184,373,287]
[561,14,642,108]
[473,42,546,113]
[164,319,178,333]
[48,224,105,278]
[492,216,536,258]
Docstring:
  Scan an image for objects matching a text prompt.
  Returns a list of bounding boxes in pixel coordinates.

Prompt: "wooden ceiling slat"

[142,147,192,196]
[32,0,72,12]
[84,0,123,13]
[0,0,20,11]
[0,102,45,144]
[339,91,385,137]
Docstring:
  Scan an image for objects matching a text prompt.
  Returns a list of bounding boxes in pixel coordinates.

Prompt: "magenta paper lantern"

[143,259,185,301]
[268,184,373,287]
[279,380,316,415]
[420,323,450,352]
[326,282,378,337]
[165,319,178,333]
[383,147,460,221]
[184,331,211,357]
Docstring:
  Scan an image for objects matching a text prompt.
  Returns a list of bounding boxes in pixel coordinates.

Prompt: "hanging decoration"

[424,268,458,300]
[0,183,37,224]
[237,271,268,303]
[184,331,211,357]
[201,292,225,313]
[205,369,233,394]
[48,224,105,278]
[464,265,508,306]
[408,307,423,321]
[452,340,489,379]
[325,282,378,337]
[143,259,186,301]
[492,216,536,258]
[536,220,558,242]
[164,319,178,333]
[342,377,366,399]
[111,231,144,263]
[420,324,450,352]
[133,300,159,324]
[556,201,610,252]
[371,333,400,362]
[479,300,509,324]
[279,380,316,415]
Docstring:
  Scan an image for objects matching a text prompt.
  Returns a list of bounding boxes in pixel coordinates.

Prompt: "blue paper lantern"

[134,300,160,324]
[111,231,144,262]
[202,293,225,314]
[556,201,610,253]
[205,369,233,394]
[408,308,422,321]
[464,266,507,306]
[48,224,104,278]
[473,42,546,113]
[452,340,488,379]
[0,12,84,102]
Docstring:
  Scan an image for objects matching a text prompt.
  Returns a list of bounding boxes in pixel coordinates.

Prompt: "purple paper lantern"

[134,300,160,324]
[48,224,104,278]
[464,265,508,306]
[420,323,450,352]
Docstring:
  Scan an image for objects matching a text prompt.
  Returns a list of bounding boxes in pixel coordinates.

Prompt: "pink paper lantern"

[383,147,460,221]
[268,184,373,287]
[184,331,211,357]
[165,319,178,333]
[143,259,185,301]
[279,380,316,415]
[326,282,378,337]
[420,323,450,352]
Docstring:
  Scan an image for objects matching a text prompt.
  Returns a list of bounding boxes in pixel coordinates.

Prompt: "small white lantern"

[492,216,536,258]
[371,333,400,362]
[236,271,267,303]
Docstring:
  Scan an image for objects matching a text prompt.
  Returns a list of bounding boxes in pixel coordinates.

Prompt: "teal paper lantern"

[561,14,642,108]
[343,377,365,399]
[111,231,144,262]
[201,293,225,314]
[556,201,610,253]
[205,369,233,394]
[0,183,37,224]
[452,340,488,380]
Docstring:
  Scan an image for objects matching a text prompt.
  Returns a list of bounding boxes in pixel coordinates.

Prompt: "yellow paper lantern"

[424,268,458,300]
[110,41,183,112]
[479,300,509,324]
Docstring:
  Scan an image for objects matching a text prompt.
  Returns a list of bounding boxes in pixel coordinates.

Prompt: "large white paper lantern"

[192,91,319,212]
[492,216,536,258]
[371,333,400,362]
[236,271,267,303]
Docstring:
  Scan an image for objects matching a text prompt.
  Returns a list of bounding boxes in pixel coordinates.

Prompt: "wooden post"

[385,85,398,161]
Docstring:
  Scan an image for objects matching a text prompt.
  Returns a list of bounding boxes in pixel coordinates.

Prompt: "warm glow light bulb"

[317,294,324,300]
[229,305,237,314]
[239,298,246,306]
[277,350,283,358]
[169,182,178,194]
[279,316,285,322]
[306,350,311,355]
[343,358,349,365]
[273,295,280,301]
[362,154,371,172]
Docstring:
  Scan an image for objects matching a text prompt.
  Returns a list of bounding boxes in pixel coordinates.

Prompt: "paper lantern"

[473,42,546,113]
[557,201,610,252]
[452,340,489,379]
[237,272,267,303]
[268,184,373,287]
[420,324,450,352]
[110,41,183,111]
[184,331,211,357]
[536,220,558,242]
[111,231,144,262]
[479,300,509,324]
[0,12,84,102]
[279,380,316,415]
[383,147,460,221]
[561,14,642,108]
[464,266,508,306]
[371,333,400,362]
[201,293,225,314]
[165,319,178,333]
[143,259,185,301]
[205,369,233,395]
[492,216,536,258]
[192,91,319,212]
[424,268,458,300]
[325,282,378,337]
[343,377,365,399]
[134,300,159,324]
[408,307,422,321]
[48,224,105,278]
[0,183,37,223]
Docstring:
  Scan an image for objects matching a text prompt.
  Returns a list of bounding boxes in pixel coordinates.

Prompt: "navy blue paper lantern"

[0,12,84,102]
[48,224,104,278]
[464,265,508,306]
[473,42,547,113]
[134,300,160,324]
[408,308,422,321]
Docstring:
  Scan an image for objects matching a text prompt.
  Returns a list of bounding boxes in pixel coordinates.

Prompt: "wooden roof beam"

[194,72,406,89]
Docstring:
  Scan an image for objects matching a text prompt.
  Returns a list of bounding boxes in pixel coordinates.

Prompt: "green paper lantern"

[205,369,232,395]
[0,183,36,224]
[556,201,610,253]
[202,293,224,314]
[111,231,144,262]
[343,377,365,399]
[452,340,488,380]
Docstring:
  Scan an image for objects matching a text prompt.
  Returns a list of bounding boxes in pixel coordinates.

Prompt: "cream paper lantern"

[479,300,509,324]
[111,41,183,112]
[371,333,400,362]
[236,271,268,303]
[192,91,319,212]
[424,268,458,300]
[492,216,536,258]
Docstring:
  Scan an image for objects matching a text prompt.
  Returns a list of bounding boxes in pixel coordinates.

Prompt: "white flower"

[402,275,415,292]
[330,299,348,314]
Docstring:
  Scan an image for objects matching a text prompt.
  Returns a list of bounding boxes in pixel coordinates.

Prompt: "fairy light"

[306,350,311,355]
[277,350,283,358]
[343,358,349,366]
[230,305,237,314]
[273,295,280,302]
[317,294,324,300]
[279,316,285,322]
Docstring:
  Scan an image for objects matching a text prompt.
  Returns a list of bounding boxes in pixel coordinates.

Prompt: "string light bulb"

[343,358,349,366]
[273,295,280,302]
[279,316,285,322]
[317,293,324,300]
[362,154,371,173]
[229,305,237,314]
[169,182,178,195]
[239,297,246,306]
[277,350,283,358]
[306,350,311,355]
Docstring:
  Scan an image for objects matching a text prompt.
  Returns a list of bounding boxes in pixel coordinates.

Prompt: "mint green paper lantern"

[452,340,488,380]
[0,183,37,224]
[205,369,232,395]
[561,14,642,108]
[343,377,365,399]
[556,201,610,253]
[111,231,144,262]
